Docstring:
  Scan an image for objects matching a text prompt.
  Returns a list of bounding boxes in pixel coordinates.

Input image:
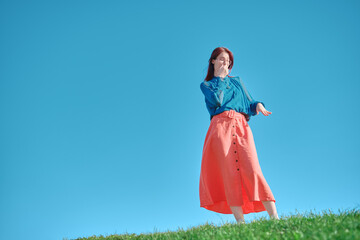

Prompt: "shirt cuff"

[250,101,265,115]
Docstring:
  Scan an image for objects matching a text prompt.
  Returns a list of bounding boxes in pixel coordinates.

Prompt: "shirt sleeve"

[200,79,227,107]
[238,77,265,116]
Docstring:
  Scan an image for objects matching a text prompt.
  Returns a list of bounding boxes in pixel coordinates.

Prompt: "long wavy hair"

[205,47,234,81]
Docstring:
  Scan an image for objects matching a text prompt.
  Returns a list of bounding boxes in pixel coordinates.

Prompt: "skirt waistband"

[213,110,248,120]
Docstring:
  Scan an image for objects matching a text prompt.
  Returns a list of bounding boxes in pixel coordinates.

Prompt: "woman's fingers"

[218,65,227,76]
[262,110,272,116]
[259,109,267,116]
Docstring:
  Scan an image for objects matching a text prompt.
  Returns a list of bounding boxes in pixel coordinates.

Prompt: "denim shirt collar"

[213,75,230,84]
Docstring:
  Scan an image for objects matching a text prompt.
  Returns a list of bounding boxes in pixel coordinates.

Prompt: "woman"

[199,47,279,224]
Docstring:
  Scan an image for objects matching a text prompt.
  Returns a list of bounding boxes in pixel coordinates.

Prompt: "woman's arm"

[200,79,227,107]
[238,77,265,116]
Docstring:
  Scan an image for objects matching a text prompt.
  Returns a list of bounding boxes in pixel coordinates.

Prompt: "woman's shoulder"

[201,77,217,86]
[200,79,214,89]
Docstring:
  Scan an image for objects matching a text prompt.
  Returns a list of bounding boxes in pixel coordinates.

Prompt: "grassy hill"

[72,207,359,240]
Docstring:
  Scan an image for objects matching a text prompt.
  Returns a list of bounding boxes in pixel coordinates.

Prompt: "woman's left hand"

[256,103,272,116]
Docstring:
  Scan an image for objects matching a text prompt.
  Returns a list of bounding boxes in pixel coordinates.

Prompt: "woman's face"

[211,52,231,73]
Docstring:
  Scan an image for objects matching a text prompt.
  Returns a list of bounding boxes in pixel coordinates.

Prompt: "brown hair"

[205,47,234,81]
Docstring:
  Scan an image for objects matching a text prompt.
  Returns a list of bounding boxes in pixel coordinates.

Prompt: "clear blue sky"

[1,1,359,239]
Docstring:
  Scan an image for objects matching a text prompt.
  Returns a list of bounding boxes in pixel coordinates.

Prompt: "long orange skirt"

[199,109,275,214]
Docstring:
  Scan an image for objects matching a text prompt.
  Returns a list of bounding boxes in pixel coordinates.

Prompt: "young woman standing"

[199,47,279,224]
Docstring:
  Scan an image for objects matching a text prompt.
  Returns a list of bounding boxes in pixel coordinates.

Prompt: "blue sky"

[1,0,359,239]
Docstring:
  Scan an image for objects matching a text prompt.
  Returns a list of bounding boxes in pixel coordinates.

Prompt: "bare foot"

[237,219,246,224]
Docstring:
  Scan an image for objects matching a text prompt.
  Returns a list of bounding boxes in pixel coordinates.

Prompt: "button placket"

[232,120,240,172]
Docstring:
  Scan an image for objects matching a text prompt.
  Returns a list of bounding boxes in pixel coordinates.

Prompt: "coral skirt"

[199,109,275,214]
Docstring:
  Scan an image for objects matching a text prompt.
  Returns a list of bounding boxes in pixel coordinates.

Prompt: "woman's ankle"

[236,218,246,224]
[270,214,279,220]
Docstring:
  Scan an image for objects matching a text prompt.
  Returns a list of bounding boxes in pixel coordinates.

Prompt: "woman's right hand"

[215,64,229,78]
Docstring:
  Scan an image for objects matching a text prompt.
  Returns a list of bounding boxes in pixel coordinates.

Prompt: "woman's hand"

[256,103,272,116]
[215,64,229,78]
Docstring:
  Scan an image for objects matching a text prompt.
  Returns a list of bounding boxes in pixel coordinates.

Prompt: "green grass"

[71,207,359,240]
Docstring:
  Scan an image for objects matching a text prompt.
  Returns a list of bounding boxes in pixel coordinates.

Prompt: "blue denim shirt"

[200,75,265,121]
